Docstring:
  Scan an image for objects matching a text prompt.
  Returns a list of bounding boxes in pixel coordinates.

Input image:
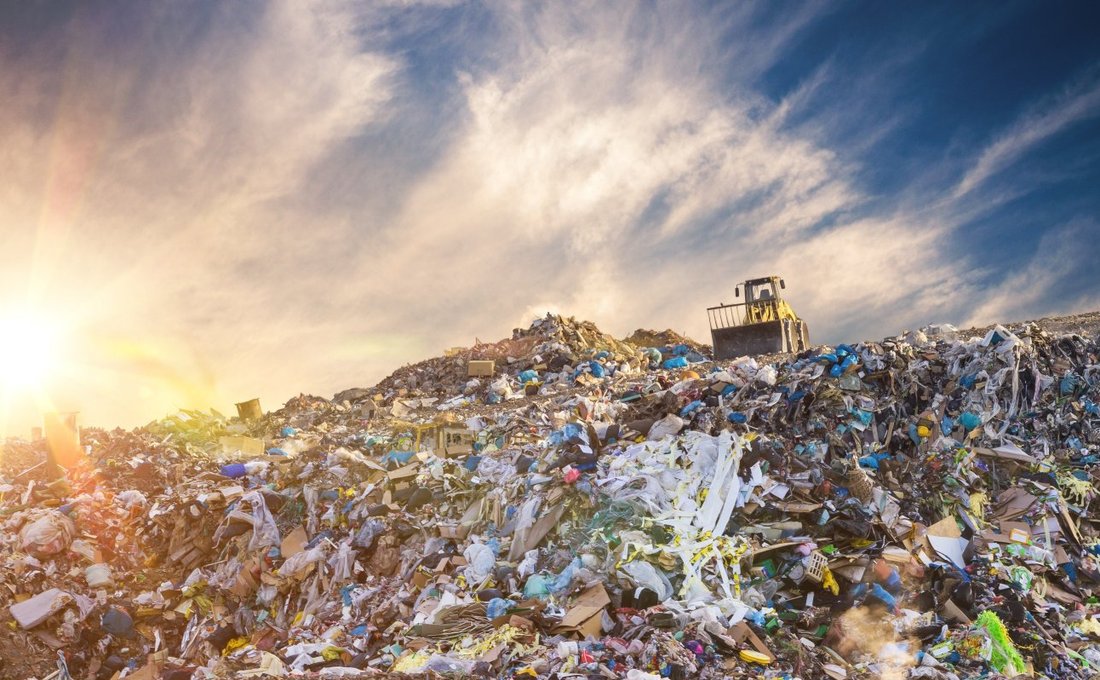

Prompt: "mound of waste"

[2,313,1100,679]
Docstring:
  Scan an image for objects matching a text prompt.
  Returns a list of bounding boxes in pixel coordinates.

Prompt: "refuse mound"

[623,328,710,355]
[365,314,643,406]
[2,313,1100,679]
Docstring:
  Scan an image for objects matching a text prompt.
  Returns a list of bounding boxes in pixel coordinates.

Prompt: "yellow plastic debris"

[740,649,772,665]
[223,636,249,655]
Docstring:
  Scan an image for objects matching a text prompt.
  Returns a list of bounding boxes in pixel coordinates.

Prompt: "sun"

[0,313,59,389]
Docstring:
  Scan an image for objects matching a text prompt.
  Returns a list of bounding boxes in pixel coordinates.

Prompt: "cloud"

[348,3,859,343]
[1,1,1097,434]
[0,0,399,431]
[961,220,1100,327]
[954,67,1100,198]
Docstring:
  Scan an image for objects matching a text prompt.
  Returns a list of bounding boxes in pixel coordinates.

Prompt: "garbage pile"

[3,313,1100,679]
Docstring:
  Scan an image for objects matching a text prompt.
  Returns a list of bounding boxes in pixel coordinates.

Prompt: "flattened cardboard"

[727,622,776,663]
[230,558,261,598]
[219,436,265,457]
[10,588,72,629]
[993,488,1038,521]
[940,599,972,625]
[438,524,469,540]
[508,503,566,561]
[387,462,420,481]
[556,583,610,636]
[281,526,308,558]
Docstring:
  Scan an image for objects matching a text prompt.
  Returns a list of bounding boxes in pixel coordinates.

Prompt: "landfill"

[3,312,1100,679]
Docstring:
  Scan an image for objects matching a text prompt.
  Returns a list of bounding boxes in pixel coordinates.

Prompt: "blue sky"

[1,1,1099,432]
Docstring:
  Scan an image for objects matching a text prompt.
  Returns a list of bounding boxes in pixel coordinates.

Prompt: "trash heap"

[3,313,1100,679]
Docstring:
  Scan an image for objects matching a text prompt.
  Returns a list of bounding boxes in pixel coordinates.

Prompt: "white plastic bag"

[19,511,75,557]
[240,490,281,551]
[463,543,496,585]
[647,414,684,441]
[619,561,673,602]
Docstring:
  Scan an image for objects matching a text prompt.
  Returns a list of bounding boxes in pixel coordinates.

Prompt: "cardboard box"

[436,426,476,457]
[467,360,495,377]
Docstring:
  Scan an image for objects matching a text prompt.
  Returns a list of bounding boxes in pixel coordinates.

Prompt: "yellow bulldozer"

[707,275,810,359]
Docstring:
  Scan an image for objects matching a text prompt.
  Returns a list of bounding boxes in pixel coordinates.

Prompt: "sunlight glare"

[0,313,58,389]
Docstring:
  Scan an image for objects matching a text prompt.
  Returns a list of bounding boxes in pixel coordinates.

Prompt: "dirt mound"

[623,327,710,353]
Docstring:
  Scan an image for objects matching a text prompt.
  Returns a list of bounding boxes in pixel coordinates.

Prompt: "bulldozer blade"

[711,319,808,360]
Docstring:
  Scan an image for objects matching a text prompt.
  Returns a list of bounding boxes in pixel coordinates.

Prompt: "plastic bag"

[523,574,550,599]
[19,511,75,557]
[280,545,326,579]
[517,549,539,578]
[619,561,673,602]
[328,540,357,583]
[486,598,511,619]
[422,654,475,675]
[463,543,496,585]
[647,414,684,441]
[548,557,582,594]
[352,519,386,550]
[662,356,689,370]
[239,490,281,551]
[115,490,147,509]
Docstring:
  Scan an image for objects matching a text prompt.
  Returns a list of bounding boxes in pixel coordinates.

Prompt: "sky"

[2,0,1100,435]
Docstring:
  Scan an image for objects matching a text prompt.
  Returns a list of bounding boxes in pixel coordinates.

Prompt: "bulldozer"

[707,275,809,359]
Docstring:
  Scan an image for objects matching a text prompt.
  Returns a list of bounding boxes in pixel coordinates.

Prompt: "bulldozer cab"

[736,277,789,324]
[708,275,809,359]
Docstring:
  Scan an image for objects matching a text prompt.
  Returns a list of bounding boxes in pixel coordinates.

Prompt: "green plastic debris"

[975,610,1026,675]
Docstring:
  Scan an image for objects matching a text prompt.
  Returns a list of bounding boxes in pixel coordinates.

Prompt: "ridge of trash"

[3,312,1100,679]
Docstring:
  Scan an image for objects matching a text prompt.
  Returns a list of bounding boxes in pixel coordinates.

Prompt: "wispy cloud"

[962,219,1100,327]
[954,66,1100,198]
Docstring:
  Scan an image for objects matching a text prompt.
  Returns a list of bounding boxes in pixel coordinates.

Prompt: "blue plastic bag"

[959,412,981,430]
[663,356,689,370]
[220,463,247,479]
[486,598,511,619]
[680,400,704,417]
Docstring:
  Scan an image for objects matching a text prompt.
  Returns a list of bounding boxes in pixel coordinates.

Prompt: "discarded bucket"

[236,399,262,421]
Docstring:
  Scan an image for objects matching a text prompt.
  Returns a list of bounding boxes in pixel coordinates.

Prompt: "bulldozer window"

[747,281,776,302]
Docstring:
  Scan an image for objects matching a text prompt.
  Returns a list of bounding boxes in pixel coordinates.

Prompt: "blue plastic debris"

[680,400,704,417]
[663,356,689,370]
[959,412,981,430]
[220,463,247,479]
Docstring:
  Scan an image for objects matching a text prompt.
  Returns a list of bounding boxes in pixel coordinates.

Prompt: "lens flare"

[0,313,58,389]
